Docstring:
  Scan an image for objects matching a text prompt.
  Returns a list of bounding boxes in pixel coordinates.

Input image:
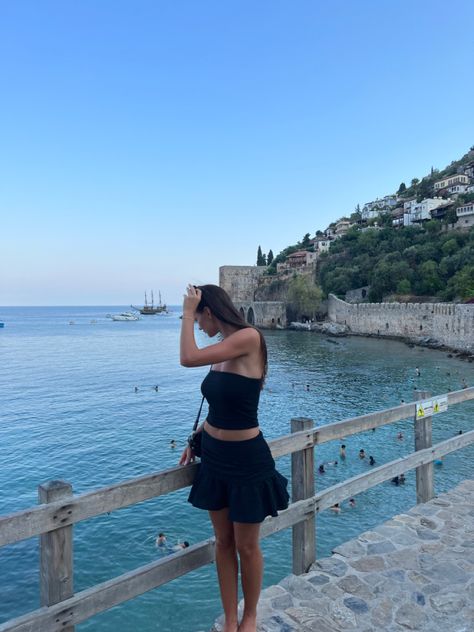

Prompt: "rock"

[429,592,466,614]
[279,574,321,600]
[284,611,340,632]
[329,601,358,628]
[343,596,370,614]
[394,602,428,629]
[367,541,397,555]
[337,575,372,600]
[320,322,349,336]
[313,557,349,577]
[349,555,386,572]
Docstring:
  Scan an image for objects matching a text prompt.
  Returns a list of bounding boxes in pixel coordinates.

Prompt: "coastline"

[288,320,474,363]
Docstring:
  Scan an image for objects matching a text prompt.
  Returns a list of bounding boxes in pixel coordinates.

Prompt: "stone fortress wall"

[328,294,474,352]
[219,266,287,328]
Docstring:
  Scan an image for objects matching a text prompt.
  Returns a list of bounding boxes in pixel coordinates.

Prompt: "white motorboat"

[111,312,140,321]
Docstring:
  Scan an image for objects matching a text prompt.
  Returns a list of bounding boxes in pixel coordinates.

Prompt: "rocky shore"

[288,321,474,363]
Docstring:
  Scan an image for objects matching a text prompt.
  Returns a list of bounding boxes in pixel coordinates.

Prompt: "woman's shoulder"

[229,327,260,345]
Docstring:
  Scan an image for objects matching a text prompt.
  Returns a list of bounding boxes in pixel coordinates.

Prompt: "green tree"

[411,178,420,187]
[287,275,322,320]
[442,265,474,300]
[397,182,406,194]
[425,220,441,236]
[267,249,274,265]
[416,260,443,295]
[442,238,458,257]
[397,279,411,294]
[256,245,265,266]
[445,208,458,225]
[300,233,311,248]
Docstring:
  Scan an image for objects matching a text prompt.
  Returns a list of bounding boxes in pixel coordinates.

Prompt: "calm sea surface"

[1,306,473,631]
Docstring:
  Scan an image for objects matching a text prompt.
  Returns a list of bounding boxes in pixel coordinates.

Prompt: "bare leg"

[209,509,239,632]
[234,522,262,632]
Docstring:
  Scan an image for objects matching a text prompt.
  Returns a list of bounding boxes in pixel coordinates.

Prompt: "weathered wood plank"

[314,429,474,512]
[0,505,312,632]
[0,463,198,548]
[414,391,434,504]
[1,429,472,632]
[1,387,473,547]
[38,481,74,632]
[291,418,315,575]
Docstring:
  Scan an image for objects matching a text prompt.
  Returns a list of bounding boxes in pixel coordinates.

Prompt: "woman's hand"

[182,284,201,317]
[179,445,195,466]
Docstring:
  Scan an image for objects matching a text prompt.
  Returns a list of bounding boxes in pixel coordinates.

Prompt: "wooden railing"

[1,387,473,632]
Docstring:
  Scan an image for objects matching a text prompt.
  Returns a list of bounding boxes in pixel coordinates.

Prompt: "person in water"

[178,284,289,632]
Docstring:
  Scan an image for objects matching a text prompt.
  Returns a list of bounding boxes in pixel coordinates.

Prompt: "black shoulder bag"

[187,395,205,458]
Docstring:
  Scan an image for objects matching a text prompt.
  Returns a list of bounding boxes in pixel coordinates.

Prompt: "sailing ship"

[131,291,167,315]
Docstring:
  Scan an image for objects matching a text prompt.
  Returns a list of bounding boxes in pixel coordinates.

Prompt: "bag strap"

[192,365,212,432]
[192,396,205,432]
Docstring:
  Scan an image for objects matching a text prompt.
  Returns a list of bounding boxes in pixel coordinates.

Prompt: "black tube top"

[201,370,261,430]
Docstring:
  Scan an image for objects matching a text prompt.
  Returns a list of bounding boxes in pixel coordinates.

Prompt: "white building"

[312,237,331,253]
[404,198,448,226]
[362,195,398,220]
[456,203,474,229]
[434,174,469,191]
[446,184,469,196]
[335,220,351,237]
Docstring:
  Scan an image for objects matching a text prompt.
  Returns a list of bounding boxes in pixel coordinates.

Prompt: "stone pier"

[212,480,474,631]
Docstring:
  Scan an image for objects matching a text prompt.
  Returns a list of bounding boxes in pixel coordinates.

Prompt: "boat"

[111,312,139,321]
[131,291,167,315]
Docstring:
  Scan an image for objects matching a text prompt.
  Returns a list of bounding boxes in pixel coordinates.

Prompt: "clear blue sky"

[1,0,473,305]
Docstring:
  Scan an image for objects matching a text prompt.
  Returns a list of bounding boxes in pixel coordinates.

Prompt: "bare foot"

[238,615,257,632]
[223,621,239,632]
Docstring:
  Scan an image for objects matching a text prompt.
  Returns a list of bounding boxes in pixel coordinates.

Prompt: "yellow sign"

[416,396,448,418]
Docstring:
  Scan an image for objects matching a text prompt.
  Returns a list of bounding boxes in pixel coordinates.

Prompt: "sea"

[1,306,473,631]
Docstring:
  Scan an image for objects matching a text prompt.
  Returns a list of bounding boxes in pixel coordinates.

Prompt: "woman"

[179,284,289,632]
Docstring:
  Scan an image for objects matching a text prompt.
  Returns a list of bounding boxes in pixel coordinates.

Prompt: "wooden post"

[38,480,74,631]
[291,418,315,575]
[413,390,434,504]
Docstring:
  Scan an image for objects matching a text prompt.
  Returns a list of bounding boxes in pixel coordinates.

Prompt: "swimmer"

[318,464,325,474]
[154,385,159,392]
[397,432,404,440]
[400,398,405,404]
[170,440,176,448]
[458,430,463,435]
[305,384,310,391]
[359,449,366,459]
[172,541,190,551]
[461,379,468,389]
[340,444,346,459]
[369,456,375,466]
[155,533,167,547]
[134,386,139,392]
[330,503,341,513]
[349,498,356,508]
[399,473,406,484]
[434,457,443,466]
[326,460,338,466]
[391,476,400,486]
[415,367,420,377]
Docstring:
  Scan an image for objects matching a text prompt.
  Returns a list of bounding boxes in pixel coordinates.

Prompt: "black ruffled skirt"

[188,429,289,523]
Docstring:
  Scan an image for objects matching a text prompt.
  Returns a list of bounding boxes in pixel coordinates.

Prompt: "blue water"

[1,306,473,631]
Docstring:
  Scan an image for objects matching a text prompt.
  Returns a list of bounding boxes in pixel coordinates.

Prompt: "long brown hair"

[195,284,268,383]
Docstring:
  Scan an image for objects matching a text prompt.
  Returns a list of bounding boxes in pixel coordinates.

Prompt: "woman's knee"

[215,532,236,551]
[235,539,261,559]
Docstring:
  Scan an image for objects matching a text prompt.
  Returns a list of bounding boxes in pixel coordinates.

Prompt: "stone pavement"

[212,479,474,631]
